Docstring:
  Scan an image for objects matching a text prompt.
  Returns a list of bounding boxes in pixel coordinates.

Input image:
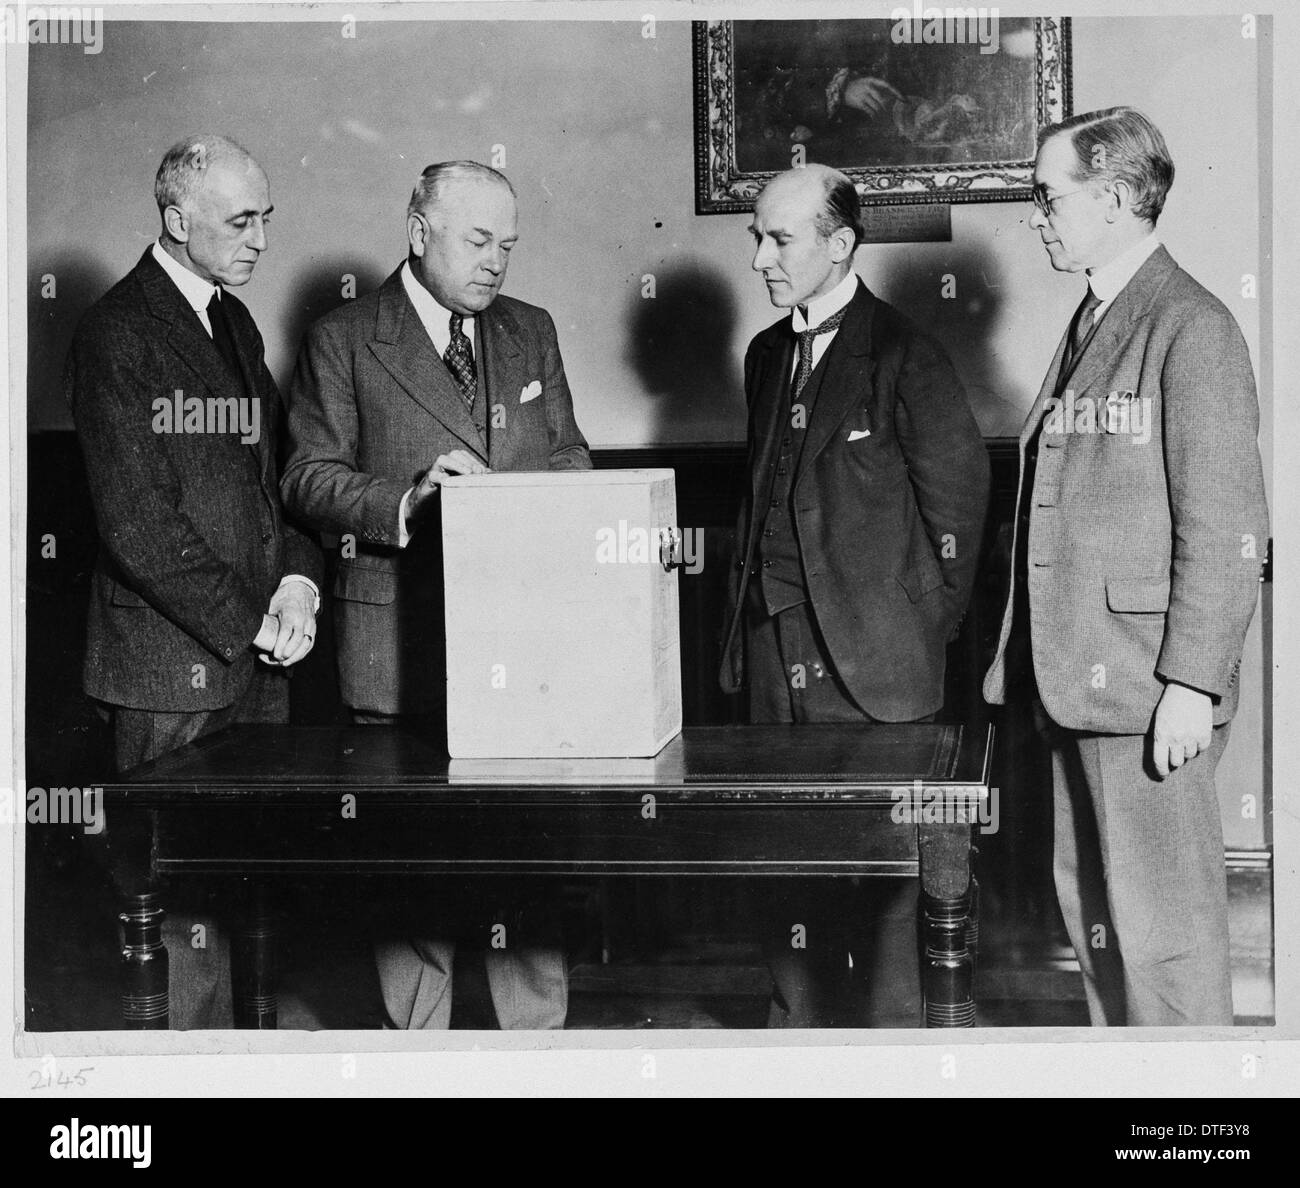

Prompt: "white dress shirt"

[1086,231,1161,320]
[401,260,475,356]
[152,239,218,332]
[789,267,861,379]
[151,239,319,614]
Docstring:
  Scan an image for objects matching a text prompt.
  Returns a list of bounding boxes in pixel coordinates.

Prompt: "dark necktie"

[1061,287,1103,376]
[444,314,477,410]
[206,290,241,381]
[793,304,849,399]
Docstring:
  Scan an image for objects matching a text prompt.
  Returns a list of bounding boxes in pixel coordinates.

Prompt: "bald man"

[720,165,989,1026]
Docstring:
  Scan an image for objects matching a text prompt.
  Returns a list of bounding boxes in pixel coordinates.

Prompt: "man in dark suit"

[281,161,590,1029]
[720,164,989,1026]
[984,108,1268,1025]
[66,134,322,1026]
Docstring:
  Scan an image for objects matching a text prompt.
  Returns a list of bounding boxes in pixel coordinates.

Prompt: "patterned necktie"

[793,304,849,399]
[1062,287,1103,375]
[206,290,241,380]
[444,313,477,410]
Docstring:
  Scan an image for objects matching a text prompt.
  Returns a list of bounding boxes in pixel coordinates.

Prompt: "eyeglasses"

[1031,183,1087,217]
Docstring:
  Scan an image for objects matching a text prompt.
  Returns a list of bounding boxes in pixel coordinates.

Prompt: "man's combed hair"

[1039,106,1175,224]
[408,160,516,219]
[154,134,253,213]
[812,170,865,249]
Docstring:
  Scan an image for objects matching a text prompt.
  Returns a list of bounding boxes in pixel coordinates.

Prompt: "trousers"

[1050,721,1234,1026]
[351,709,567,1029]
[108,667,290,1029]
[745,596,923,1027]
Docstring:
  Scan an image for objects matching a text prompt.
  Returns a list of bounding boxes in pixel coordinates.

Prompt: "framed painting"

[694,16,1072,212]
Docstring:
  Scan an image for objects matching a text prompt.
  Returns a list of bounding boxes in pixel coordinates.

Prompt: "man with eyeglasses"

[984,107,1268,1025]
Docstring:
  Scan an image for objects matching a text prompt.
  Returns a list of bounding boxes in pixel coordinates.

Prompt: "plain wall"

[27,16,1263,445]
[24,14,1270,845]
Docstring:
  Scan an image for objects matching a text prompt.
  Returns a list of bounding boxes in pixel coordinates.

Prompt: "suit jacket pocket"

[894,555,945,604]
[1105,576,1170,613]
[334,563,397,606]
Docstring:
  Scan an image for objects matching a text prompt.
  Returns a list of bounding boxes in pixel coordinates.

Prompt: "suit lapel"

[1021,331,1069,448]
[797,282,875,475]
[136,251,273,511]
[368,268,487,461]
[1006,245,1182,591]
[222,292,276,480]
[747,328,793,505]
[1057,245,1177,401]
[477,300,527,465]
[138,252,242,408]
[733,325,793,570]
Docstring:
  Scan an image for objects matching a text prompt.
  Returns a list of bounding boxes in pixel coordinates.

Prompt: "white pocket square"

[847,428,872,442]
[520,380,543,403]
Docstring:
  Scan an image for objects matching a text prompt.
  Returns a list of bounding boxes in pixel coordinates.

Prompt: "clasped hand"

[253,580,317,666]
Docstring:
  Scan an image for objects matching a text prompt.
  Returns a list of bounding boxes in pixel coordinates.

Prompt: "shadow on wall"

[271,257,387,726]
[623,260,747,443]
[28,252,119,430]
[872,239,1023,432]
[275,256,388,383]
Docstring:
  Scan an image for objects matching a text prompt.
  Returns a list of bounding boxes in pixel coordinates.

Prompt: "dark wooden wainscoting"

[36,433,1270,1026]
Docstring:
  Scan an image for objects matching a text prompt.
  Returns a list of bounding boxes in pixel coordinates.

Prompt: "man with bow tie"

[67,134,322,1026]
[281,160,590,1029]
[983,107,1269,1025]
[719,164,989,1027]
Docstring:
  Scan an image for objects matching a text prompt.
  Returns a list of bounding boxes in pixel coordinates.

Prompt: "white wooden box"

[440,469,682,758]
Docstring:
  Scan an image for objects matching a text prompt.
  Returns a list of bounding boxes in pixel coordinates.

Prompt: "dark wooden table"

[104,722,994,1029]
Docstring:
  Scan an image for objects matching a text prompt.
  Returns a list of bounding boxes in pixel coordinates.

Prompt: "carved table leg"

[232,880,277,1029]
[120,892,169,1029]
[918,823,975,1028]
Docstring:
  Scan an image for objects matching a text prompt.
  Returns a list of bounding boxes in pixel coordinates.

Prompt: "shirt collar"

[1087,231,1161,305]
[401,260,474,351]
[792,268,859,332]
[151,239,218,314]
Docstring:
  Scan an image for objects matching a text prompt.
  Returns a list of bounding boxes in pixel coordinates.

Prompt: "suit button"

[811,663,825,680]
[762,560,773,568]
[769,499,779,508]
[763,529,774,537]
[261,532,272,544]
[782,437,791,447]
[776,466,787,476]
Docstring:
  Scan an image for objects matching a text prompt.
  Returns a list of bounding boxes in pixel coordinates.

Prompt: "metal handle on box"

[659,527,683,571]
